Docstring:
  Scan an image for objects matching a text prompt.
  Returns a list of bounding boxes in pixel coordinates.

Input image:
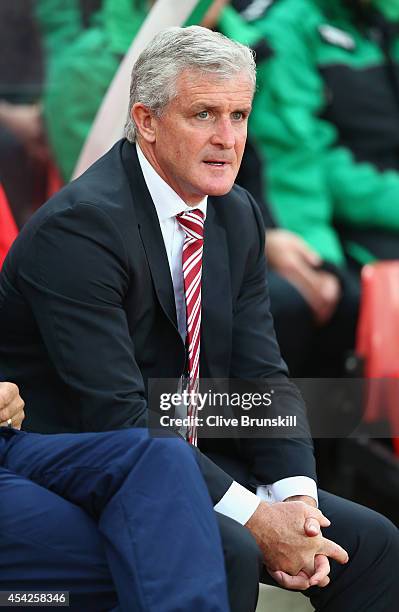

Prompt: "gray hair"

[124,25,256,142]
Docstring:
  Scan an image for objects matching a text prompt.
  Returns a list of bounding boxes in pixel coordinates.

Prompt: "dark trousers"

[207,449,399,612]
[0,428,230,612]
[4,429,399,612]
[268,269,360,377]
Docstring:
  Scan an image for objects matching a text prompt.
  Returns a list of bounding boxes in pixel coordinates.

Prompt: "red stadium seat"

[357,262,399,455]
[0,183,18,268]
[46,159,63,199]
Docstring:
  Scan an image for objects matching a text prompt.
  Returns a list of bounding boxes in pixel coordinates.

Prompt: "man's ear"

[131,103,157,143]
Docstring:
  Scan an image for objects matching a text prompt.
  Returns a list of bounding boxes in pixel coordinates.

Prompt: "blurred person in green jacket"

[218,0,399,375]
[36,0,219,181]
[246,0,399,269]
[36,0,150,181]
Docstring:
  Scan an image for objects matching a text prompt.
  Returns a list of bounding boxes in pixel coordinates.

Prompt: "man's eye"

[197,111,209,119]
[231,111,244,121]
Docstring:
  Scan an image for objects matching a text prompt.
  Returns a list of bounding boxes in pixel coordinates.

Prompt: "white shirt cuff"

[214,481,261,525]
[256,477,318,506]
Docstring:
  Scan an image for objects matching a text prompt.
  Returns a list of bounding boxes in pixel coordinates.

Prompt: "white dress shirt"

[136,144,317,523]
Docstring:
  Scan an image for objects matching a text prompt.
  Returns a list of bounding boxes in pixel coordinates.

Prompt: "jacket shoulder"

[220,183,261,216]
[23,140,133,228]
[212,184,265,248]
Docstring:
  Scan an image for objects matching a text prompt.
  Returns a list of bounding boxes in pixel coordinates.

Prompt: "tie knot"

[176,209,204,240]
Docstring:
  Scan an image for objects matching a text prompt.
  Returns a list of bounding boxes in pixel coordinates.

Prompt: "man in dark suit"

[0,25,398,612]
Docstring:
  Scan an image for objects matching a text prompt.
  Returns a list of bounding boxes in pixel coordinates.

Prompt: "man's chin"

[205,180,236,197]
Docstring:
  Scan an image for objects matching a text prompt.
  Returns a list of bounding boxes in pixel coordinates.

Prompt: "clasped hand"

[245,499,349,591]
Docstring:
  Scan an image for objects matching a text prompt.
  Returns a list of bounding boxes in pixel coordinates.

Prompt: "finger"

[288,267,329,316]
[0,397,25,425]
[269,569,311,591]
[319,274,341,301]
[318,575,330,588]
[303,270,338,313]
[304,517,321,537]
[0,416,22,428]
[0,410,25,429]
[295,239,322,267]
[0,382,19,412]
[305,507,331,529]
[309,554,330,586]
[320,538,349,565]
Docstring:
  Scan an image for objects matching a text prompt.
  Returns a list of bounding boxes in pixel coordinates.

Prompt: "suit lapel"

[121,142,178,331]
[201,199,232,378]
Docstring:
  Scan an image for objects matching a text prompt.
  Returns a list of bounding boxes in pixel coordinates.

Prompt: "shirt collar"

[136,143,207,222]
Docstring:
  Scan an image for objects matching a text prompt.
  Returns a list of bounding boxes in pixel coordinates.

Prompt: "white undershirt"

[136,144,317,524]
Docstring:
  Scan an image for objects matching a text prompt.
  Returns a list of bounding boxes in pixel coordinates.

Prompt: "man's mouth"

[203,161,229,167]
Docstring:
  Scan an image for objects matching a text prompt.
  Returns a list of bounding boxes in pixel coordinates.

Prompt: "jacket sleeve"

[17,202,148,432]
[325,145,399,232]
[230,191,317,485]
[193,447,234,505]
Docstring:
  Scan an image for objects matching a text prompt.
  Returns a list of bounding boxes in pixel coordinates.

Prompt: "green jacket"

[221,0,399,266]
[36,0,214,181]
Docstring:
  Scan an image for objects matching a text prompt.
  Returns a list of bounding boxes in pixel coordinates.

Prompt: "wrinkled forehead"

[173,67,255,100]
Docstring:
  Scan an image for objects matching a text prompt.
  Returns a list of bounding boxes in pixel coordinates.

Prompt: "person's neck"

[136,139,167,183]
[136,140,204,208]
[136,139,204,208]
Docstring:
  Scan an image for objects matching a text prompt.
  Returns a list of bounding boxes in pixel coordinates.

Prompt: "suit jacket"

[0,140,316,502]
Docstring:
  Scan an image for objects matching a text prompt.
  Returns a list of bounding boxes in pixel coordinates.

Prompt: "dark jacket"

[0,139,316,497]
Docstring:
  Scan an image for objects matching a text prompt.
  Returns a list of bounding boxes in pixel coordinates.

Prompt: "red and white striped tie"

[177,209,205,446]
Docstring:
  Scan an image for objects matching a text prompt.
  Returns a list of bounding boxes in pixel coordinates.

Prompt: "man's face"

[141,70,253,205]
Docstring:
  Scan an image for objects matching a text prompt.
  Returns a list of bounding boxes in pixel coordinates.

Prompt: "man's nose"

[210,119,235,148]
